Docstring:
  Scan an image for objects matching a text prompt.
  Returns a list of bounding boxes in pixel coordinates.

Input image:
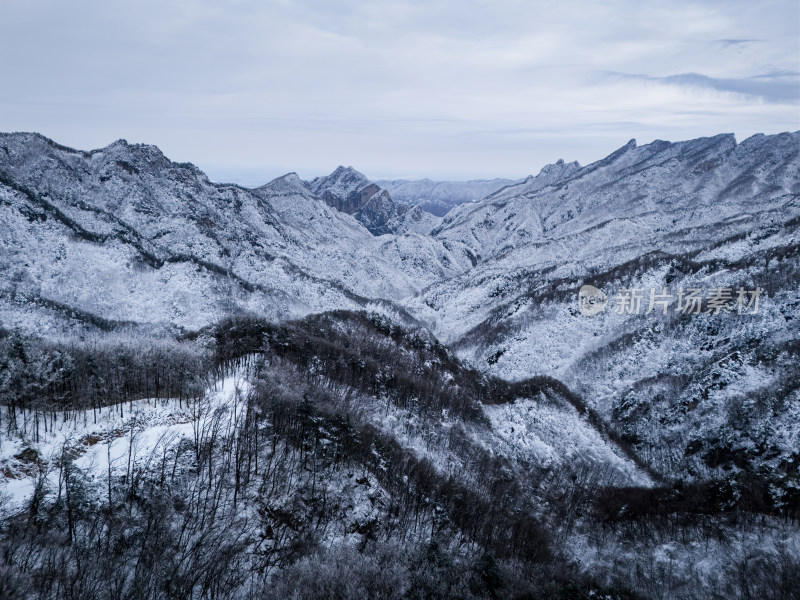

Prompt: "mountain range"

[1,130,798,598]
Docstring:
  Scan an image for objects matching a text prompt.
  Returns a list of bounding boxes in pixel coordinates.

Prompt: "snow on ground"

[0,371,249,517]
[566,517,800,595]
[483,398,652,487]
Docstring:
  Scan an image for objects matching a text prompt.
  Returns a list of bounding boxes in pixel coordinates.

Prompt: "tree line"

[0,329,209,442]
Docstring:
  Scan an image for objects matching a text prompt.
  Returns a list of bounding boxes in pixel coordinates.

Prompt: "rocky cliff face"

[307,165,380,214]
[353,189,407,236]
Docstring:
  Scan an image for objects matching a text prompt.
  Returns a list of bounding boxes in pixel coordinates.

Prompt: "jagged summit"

[307,165,370,192]
[538,158,580,175]
[480,157,581,204]
[527,157,581,186]
[106,138,132,148]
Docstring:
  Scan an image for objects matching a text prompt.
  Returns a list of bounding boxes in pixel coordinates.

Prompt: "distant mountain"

[306,165,422,235]
[376,177,523,216]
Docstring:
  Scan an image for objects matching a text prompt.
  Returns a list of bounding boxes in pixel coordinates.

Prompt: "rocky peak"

[354,189,408,235]
[307,166,380,214]
[307,165,369,195]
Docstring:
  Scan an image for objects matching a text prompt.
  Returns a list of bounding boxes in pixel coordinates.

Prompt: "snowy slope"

[0,373,248,517]
[386,205,442,236]
[0,134,475,334]
[403,131,800,482]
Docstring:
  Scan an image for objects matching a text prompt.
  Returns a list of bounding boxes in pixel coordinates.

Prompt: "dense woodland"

[0,312,799,599]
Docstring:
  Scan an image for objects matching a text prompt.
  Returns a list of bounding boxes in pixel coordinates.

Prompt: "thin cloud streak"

[608,71,800,103]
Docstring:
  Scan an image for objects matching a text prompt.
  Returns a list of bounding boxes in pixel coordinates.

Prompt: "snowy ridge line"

[2,173,316,300]
[478,373,662,483]
[1,174,267,293]
[526,378,663,483]
[0,290,140,332]
[482,398,652,487]
[213,314,655,488]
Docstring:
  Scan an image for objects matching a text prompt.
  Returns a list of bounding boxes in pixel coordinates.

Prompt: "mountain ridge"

[2,129,798,485]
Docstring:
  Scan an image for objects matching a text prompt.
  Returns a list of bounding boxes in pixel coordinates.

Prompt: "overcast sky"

[1,0,798,184]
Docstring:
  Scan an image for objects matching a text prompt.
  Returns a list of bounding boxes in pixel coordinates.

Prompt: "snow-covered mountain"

[0,134,475,334]
[376,177,522,216]
[1,130,799,598]
[3,131,798,482]
[408,132,800,484]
